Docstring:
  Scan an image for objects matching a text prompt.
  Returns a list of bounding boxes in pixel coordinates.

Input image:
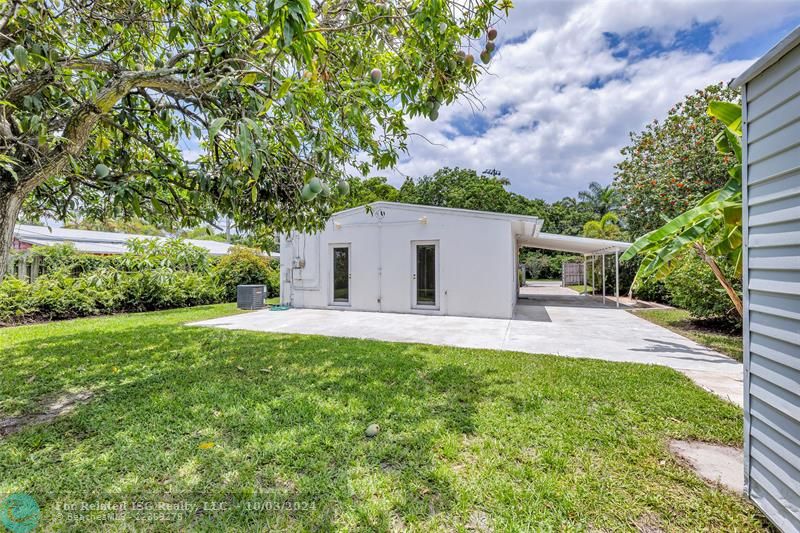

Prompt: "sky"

[382,0,800,202]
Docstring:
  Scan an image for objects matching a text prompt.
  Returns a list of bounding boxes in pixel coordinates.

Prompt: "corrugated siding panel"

[745,42,800,532]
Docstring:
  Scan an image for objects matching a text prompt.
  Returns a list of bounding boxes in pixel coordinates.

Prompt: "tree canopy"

[0,0,511,276]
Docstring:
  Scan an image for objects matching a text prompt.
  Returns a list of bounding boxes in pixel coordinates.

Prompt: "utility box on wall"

[733,26,800,532]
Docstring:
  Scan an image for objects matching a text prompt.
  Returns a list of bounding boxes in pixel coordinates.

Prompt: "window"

[332,245,350,303]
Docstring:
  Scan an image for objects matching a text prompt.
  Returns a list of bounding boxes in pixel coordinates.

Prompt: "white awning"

[518,232,631,256]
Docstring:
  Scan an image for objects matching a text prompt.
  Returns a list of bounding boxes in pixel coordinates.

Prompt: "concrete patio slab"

[192,286,743,406]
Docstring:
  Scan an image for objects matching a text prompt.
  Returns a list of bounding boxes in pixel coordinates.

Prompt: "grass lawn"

[632,308,743,362]
[0,305,764,530]
[566,284,594,294]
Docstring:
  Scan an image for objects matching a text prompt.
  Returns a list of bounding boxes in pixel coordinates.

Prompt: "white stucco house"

[280,202,630,319]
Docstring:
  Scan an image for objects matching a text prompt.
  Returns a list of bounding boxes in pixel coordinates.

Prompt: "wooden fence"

[561,262,584,287]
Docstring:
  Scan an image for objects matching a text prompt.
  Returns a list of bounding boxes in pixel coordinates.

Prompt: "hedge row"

[1,240,279,325]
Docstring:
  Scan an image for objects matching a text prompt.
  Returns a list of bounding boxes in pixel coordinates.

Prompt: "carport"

[517,232,632,307]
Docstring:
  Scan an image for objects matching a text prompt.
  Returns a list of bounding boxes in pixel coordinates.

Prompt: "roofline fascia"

[731,25,800,88]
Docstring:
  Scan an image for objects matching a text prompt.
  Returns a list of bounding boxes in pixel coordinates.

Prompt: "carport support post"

[615,250,620,308]
[602,254,606,304]
[583,257,587,294]
[591,256,595,295]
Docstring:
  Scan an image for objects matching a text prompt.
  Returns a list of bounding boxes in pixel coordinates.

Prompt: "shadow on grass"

[1,319,492,529]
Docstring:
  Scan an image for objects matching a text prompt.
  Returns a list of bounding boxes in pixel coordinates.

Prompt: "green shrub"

[266,267,281,298]
[632,277,670,304]
[30,275,101,320]
[0,278,36,324]
[662,252,741,324]
[213,246,275,301]
[0,239,277,325]
[120,238,212,273]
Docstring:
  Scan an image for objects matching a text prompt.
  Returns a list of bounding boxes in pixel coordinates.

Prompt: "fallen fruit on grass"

[365,423,380,437]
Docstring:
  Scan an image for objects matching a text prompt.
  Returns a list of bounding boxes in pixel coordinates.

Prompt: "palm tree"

[582,212,622,240]
[578,182,621,217]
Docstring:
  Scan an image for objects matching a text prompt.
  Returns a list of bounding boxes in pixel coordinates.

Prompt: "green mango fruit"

[13,45,28,68]
[337,180,350,195]
[94,164,110,178]
[308,177,322,194]
[301,183,317,202]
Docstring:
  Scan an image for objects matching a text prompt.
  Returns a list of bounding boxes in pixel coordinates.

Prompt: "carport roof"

[518,232,631,256]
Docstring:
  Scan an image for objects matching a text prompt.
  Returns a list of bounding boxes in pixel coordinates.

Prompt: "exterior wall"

[12,238,32,251]
[742,43,800,533]
[280,205,516,319]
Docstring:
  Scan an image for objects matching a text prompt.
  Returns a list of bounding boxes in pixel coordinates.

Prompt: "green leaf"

[708,101,742,136]
[252,151,262,181]
[208,117,227,139]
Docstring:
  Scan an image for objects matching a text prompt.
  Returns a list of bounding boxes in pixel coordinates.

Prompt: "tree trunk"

[0,189,24,282]
[693,243,743,318]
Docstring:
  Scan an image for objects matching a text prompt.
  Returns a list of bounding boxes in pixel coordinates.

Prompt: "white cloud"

[383,0,800,201]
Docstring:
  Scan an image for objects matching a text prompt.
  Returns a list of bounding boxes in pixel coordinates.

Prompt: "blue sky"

[386,0,800,201]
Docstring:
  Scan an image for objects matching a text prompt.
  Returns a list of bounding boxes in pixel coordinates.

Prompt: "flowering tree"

[614,83,739,238]
[622,101,743,317]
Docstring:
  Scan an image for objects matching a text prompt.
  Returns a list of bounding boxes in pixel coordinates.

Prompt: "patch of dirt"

[0,390,94,438]
[634,512,665,533]
[466,510,493,532]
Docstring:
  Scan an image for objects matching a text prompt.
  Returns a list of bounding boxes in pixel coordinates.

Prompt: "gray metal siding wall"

[744,41,800,533]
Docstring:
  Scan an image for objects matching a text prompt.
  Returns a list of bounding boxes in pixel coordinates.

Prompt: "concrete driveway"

[192,285,743,406]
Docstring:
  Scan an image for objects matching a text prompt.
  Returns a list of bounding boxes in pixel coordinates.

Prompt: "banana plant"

[622,101,743,317]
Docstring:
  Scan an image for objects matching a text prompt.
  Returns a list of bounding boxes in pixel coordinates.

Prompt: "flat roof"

[333,203,629,255]
[14,224,279,257]
[731,25,800,88]
[334,201,543,225]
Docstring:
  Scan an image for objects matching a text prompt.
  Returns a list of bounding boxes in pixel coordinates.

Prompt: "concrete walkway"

[192,285,743,406]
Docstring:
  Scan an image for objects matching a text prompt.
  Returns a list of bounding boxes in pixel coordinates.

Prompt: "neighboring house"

[13,224,279,258]
[8,224,278,282]
[280,202,630,319]
[733,26,800,532]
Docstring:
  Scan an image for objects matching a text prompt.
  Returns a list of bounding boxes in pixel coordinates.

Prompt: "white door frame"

[329,243,351,306]
[411,240,440,310]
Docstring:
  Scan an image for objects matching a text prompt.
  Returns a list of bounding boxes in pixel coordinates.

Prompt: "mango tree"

[621,101,743,317]
[0,0,511,278]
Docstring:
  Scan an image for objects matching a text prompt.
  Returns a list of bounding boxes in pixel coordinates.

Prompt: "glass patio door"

[332,245,350,303]
[413,242,437,307]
